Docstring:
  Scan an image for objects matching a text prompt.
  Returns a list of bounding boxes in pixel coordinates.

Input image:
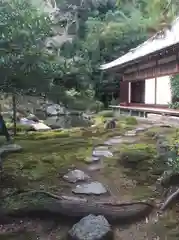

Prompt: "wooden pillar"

[154,77,157,104]
[154,60,158,105]
[128,82,131,103]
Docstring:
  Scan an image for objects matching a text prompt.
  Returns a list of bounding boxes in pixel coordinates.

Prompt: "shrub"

[118,143,156,168]
[125,116,138,125]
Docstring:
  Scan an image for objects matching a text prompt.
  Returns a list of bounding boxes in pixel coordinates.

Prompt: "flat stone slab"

[68,214,113,240]
[72,181,107,195]
[0,144,22,156]
[63,169,90,183]
[124,130,137,137]
[85,156,100,163]
[135,127,147,133]
[104,136,122,145]
[92,150,113,158]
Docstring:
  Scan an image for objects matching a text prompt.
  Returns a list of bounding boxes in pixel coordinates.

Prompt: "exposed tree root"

[0,191,155,224]
[161,187,179,211]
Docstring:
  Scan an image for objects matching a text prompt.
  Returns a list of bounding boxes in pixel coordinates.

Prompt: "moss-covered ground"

[1,116,179,239]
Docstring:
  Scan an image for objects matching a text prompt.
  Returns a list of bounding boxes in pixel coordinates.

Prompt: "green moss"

[125,116,138,125]
[97,110,114,118]
[19,130,70,140]
[3,134,94,191]
[144,129,156,138]
[116,143,157,184]
[0,231,35,240]
[7,123,33,132]
[120,143,156,153]
[2,191,54,210]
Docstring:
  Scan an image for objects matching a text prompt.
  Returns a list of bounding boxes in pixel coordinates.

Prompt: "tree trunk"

[12,93,17,136]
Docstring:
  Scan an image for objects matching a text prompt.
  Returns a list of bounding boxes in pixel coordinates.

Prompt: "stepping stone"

[135,127,147,133]
[68,214,113,240]
[85,156,100,163]
[92,150,113,158]
[94,146,109,151]
[72,181,107,195]
[104,136,122,145]
[124,130,137,137]
[63,169,90,183]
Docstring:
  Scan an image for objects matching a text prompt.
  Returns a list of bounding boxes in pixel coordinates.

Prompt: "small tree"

[0,0,53,135]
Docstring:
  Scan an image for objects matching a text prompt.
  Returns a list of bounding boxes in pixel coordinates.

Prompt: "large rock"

[157,170,179,188]
[72,182,107,195]
[46,104,66,116]
[20,118,51,131]
[63,169,90,183]
[68,214,113,240]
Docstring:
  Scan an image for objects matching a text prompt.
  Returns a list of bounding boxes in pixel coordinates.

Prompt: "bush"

[125,116,138,125]
[118,143,156,168]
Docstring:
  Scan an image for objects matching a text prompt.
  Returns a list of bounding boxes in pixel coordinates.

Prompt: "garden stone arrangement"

[1,119,179,239]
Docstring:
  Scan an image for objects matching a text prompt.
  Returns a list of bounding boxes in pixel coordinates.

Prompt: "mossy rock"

[118,144,156,168]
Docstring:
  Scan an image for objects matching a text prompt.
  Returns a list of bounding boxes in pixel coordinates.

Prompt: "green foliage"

[125,116,138,125]
[0,0,179,112]
[118,143,156,167]
[170,74,179,109]
[97,110,114,117]
[0,0,53,93]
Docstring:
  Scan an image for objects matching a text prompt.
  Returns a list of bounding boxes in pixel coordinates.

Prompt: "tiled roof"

[100,17,179,70]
